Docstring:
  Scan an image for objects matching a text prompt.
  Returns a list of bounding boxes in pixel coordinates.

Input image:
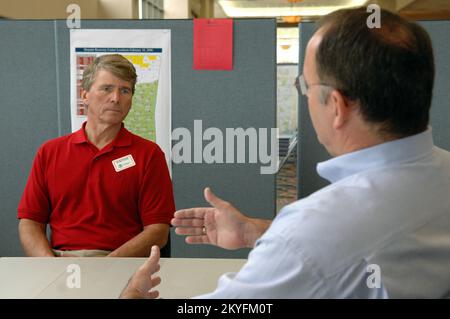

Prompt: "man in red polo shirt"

[17,54,175,257]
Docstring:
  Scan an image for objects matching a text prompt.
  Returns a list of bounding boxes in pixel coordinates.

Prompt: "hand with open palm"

[171,188,271,250]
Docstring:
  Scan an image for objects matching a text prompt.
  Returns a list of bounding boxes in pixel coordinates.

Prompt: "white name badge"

[112,154,136,172]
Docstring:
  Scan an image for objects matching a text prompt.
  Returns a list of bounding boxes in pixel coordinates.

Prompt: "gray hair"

[81,54,137,93]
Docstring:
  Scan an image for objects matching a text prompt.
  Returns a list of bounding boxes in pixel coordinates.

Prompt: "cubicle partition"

[0,19,276,258]
[297,20,450,199]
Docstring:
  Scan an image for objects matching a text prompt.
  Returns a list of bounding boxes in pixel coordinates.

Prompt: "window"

[140,0,164,19]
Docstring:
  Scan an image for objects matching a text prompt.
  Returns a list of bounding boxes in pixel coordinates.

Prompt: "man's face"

[303,30,336,155]
[82,69,133,126]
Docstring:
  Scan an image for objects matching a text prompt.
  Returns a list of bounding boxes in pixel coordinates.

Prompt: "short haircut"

[81,54,137,94]
[316,7,435,137]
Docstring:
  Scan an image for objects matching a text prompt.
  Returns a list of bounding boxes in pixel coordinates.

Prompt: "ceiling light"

[218,0,369,17]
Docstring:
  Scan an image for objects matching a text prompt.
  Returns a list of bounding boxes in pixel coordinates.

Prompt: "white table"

[0,257,247,299]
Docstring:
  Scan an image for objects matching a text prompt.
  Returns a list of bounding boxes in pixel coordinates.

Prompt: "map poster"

[70,29,172,173]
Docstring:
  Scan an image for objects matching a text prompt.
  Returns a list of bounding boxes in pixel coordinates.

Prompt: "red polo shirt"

[18,123,175,251]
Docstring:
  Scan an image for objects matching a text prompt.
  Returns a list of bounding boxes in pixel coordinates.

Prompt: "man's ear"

[330,90,351,130]
[81,89,89,106]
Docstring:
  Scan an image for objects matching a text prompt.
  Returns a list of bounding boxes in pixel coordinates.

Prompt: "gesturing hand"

[171,187,253,250]
[120,245,161,299]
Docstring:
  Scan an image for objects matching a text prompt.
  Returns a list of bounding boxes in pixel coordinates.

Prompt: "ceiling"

[213,0,450,21]
[403,0,450,10]
[216,0,368,18]
[400,0,450,19]
[210,0,450,64]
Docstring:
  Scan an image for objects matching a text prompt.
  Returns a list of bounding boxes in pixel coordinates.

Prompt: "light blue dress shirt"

[197,129,450,298]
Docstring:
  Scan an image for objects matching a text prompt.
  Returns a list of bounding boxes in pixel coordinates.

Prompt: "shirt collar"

[70,122,132,147]
[317,128,434,184]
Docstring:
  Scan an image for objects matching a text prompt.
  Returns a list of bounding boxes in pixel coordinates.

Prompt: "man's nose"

[110,88,121,103]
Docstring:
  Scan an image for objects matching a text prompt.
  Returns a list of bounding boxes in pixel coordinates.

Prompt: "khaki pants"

[53,249,112,257]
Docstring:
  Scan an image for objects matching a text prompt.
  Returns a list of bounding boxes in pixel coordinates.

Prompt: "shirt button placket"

[87,155,100,213]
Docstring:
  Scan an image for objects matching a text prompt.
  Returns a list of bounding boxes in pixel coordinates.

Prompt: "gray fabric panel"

[297,22,330,199]
[422,21,450,151]
[0,21,59,257]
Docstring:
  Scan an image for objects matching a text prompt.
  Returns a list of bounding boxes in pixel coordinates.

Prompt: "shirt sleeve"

[139,146,175,226]
[193,230,327,299]
[17,146,51,224]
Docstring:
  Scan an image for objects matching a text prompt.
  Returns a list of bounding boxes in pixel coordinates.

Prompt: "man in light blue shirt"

[121,7,450,298]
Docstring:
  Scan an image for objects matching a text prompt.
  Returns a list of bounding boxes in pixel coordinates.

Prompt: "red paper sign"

[193,18,233,70]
